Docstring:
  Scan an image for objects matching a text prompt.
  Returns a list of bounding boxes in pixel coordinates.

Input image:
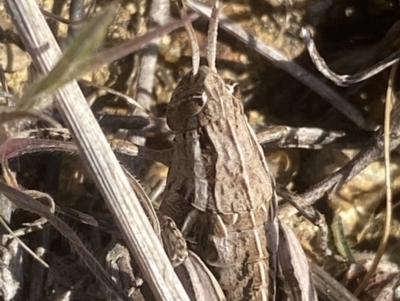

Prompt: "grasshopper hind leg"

[159,215,226,300]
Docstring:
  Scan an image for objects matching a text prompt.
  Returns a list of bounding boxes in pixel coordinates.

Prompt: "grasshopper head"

[167,65,229,131]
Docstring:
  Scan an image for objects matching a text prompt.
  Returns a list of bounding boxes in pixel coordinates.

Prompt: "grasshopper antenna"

[207,0,221,72]
[176,0,200,75]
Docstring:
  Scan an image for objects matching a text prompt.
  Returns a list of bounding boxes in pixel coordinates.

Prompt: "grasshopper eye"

[167,89,208,131]
[191,91,208,108]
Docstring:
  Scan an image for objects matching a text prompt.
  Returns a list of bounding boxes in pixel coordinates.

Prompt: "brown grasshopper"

[158,1,317,300]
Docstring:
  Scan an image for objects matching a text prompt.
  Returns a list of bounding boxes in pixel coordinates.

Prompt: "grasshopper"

[158,1,318,300]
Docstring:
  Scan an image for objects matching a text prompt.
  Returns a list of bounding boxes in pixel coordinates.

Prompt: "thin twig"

[136,0,170,111]
[79,79,148,112]
[0,216,50,268]
[277,126,400,219]
[353,61,398,296]
[301,27,400,87]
